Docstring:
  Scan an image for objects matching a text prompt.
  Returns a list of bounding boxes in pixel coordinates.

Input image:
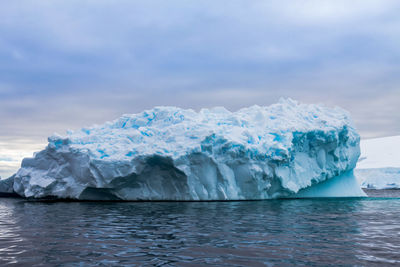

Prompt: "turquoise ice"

[11,99,365,200]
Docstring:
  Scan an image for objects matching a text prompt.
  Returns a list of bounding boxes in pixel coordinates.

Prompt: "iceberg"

[356,135,400,189]
[10,99,365,200]
[0,175,18,197]
[292,171,365,198]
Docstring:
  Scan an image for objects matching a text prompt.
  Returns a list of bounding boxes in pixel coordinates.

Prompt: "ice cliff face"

[13,99,363,200]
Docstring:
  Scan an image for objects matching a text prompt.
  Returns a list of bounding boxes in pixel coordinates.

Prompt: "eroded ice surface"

[292,171,365,198]
[356,136,400,189]
[12,99,364,200]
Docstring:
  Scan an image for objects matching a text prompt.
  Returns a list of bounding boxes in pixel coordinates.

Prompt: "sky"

[1,0,400,177]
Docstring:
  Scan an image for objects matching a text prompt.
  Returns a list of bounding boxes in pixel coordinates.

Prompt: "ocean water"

[0,190,400,266]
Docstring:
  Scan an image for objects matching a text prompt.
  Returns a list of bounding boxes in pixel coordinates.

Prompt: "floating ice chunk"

[12,99,362,200]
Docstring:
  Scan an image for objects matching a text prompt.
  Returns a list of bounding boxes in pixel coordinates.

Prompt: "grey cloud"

[1,0,400,176]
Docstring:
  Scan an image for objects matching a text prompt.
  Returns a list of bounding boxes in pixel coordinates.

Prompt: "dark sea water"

[1,190,400,266]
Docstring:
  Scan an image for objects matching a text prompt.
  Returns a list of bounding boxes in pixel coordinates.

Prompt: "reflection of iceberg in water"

[1,195,398,265]
[0,198,366,265]
[7,99,364,200]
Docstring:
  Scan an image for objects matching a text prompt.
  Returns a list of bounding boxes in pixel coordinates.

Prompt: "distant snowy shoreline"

[356,136,400,189]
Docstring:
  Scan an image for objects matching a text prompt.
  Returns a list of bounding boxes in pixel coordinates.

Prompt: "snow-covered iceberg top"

[13,99,364,200]
[356,136,400,189]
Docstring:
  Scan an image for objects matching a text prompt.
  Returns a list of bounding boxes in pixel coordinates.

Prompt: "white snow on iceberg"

[356,135,400,189]
[12,99,365,200]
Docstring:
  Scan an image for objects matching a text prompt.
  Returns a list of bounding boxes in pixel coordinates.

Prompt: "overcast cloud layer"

[1,0,400,177]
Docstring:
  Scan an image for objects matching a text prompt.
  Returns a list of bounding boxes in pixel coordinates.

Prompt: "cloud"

[0,0,400,175]
[0,140,45,178]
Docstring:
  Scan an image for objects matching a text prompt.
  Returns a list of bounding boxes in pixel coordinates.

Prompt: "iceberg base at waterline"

[2,99,366,200]
[0,170,366,200]
[291,171,366,198]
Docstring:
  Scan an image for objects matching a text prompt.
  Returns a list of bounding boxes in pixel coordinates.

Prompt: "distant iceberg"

[356,135,400,189]
[0,175,17,197]
[7,99,365,200]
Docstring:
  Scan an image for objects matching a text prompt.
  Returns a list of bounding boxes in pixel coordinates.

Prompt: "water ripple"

[0,192,399,266]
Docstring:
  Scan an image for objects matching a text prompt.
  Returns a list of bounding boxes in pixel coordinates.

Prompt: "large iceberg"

[11,99,365,200]
[356,135,400,189]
